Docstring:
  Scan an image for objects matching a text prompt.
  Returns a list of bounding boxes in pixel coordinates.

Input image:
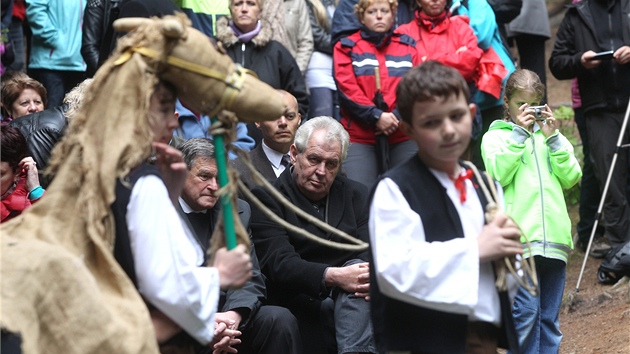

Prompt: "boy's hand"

[214,245,252,290]
[152,142,188,204]
[478,212,523,263]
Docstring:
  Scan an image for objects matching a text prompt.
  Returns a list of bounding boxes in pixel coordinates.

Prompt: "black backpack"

[597,241,630,284]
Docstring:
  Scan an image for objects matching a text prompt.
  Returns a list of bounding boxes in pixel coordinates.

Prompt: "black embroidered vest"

[369,156,518,353]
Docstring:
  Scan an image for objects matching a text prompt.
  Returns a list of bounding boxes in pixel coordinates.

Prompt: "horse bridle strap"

[114,46,255,116]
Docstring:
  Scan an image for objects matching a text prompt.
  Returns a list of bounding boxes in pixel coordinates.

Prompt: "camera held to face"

[529,105,546,121]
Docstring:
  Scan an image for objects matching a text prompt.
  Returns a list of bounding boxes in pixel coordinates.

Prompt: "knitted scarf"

[229,20,262,43]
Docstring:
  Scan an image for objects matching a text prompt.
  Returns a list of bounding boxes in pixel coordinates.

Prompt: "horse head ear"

[161,18,184,38]
[113,17,153,32]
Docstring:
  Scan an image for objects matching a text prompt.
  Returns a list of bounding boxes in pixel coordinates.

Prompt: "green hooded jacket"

[481,120,582,262]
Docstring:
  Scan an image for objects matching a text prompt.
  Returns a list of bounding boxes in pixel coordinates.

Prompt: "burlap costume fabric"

[1,14,283,353]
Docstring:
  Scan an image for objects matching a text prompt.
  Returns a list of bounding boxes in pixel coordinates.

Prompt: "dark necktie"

[449,169,473,203]
[280,154,291,168]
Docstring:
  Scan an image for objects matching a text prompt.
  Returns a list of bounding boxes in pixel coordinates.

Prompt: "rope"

[113,42,367,252]
[463,161,539,296]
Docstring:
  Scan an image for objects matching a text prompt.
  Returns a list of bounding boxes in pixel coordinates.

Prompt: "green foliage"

[553,105,581,207]
[554,105,575,120]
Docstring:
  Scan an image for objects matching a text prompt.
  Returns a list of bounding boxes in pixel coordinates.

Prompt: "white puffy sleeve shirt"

[369,169,507,325]
[127,175,219,344]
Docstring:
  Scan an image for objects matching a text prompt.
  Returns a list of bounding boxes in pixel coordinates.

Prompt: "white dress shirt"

[127,175,219,344]
[369,169,515,325]
[261,142,289,177]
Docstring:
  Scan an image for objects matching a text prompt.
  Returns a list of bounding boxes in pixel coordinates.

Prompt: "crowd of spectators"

[1,0,629,353]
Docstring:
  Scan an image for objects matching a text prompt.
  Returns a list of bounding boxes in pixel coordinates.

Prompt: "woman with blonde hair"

[216,0,308,117]
[333,0,418,187]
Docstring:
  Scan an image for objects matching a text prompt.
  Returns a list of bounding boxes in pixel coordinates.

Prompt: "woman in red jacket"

[333,0,418,188]
[395,0,483,82]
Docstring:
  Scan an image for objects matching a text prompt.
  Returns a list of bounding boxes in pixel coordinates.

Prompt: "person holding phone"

[549,0,630,255]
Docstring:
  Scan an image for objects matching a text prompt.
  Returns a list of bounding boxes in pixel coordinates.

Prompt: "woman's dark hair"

[1,124,28,171]
[0,77,48,118]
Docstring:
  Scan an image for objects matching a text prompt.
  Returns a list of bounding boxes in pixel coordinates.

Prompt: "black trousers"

[237,305,303,354]
[574,107,606,244]
[585,108,630,247]
[512,34,548,104]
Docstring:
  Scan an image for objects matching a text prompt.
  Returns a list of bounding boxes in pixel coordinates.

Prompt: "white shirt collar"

[261,141,286,169]
[262,141,290,177]
[178,197,207,214]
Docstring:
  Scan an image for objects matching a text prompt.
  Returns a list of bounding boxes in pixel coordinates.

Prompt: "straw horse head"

[0,14,284,354]
[112,14,284,122]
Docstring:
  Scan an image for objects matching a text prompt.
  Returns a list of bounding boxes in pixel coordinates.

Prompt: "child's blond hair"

[503,69,546,121]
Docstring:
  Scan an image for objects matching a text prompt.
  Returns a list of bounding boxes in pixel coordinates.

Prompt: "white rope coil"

[463,161,539,296]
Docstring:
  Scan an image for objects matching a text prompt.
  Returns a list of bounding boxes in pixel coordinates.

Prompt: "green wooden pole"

[211,116,237,250]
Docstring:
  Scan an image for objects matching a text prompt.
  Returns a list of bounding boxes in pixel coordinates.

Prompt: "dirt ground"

[533,2,630,353]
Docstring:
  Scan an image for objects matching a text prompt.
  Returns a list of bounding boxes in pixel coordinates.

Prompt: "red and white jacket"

[395,11,483,82]
[333,30,418,145]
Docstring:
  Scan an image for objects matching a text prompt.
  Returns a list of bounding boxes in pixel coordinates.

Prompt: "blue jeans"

[510,256,566,354]
[320,259,376,353]
[28,69,85,108]
[7,18,26,72]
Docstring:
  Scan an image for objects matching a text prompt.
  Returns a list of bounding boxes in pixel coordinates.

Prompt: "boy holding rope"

[369,61,522,354]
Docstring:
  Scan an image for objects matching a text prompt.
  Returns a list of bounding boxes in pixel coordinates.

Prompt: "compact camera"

[529,105,546,120]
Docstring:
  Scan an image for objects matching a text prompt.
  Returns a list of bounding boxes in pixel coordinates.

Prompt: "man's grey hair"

[179,138,216,170]
[294,116,350,162]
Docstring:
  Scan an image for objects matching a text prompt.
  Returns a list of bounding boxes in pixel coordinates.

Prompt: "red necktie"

[449,169,474,203]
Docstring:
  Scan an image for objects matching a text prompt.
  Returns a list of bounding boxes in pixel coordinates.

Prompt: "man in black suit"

[233,90,301,189]
[250,117,375,354]
[178,138,302,354]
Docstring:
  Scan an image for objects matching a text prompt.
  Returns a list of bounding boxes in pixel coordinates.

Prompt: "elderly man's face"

[290,129,341,201]
[181,157,219,211]
[257,93,301,153]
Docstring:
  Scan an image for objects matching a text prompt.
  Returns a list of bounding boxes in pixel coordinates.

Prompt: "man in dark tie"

[178,138,302,354]
[233,90,302,189]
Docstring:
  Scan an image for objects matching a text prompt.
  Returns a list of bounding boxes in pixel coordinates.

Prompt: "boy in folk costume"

[369,61,522,354]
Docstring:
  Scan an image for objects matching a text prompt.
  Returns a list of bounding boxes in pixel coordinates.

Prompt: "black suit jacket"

[250,167,370,313]
[232,144,278,191]
[184,199,266,329]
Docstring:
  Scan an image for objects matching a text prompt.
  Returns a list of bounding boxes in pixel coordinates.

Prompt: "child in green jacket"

[481,69,582,353]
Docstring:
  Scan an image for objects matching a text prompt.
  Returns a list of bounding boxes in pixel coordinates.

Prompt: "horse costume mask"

[1,14,283,354]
